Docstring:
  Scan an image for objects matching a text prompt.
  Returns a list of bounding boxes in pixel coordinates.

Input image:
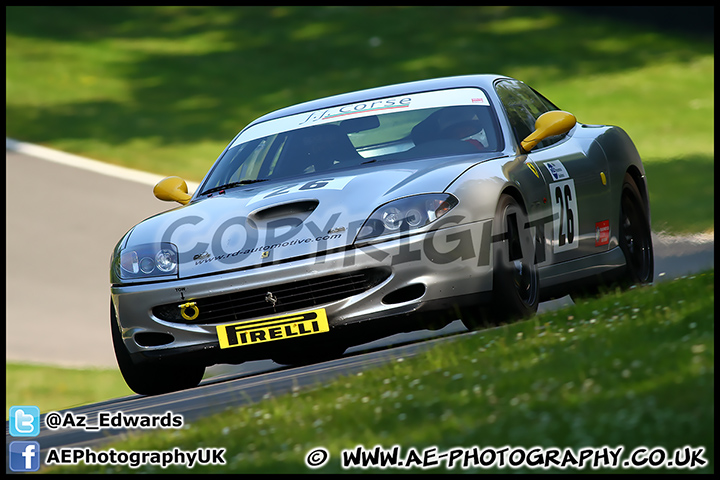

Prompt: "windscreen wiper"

[203,179,269,195]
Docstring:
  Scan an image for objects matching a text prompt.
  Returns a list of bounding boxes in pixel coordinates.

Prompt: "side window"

[495,79,562,150]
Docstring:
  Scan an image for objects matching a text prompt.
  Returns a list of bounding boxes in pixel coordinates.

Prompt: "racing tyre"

[618,174,654,287]
[462,194,539,330]
[111,300,205,395]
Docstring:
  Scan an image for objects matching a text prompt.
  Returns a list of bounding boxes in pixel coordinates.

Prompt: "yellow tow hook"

[179,301,199,321]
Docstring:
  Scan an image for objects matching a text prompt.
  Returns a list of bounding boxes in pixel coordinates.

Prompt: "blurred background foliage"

[6,6,714,233]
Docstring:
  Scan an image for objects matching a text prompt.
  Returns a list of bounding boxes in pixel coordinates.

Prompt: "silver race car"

[110,74,653,394]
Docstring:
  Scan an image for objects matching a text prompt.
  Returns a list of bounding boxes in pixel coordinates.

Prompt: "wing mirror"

[153,176,192,205]
[521,111,576,152]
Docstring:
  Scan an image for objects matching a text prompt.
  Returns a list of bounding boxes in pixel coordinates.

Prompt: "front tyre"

[462,194,539,330]
[111,300,204,395]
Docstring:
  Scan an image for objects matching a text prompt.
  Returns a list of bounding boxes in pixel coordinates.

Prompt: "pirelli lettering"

[217,309,329,349]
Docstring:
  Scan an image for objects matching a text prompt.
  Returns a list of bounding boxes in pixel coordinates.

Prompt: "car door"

[495,79,609,266]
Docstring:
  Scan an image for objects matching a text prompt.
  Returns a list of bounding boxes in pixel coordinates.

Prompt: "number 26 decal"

[551,179,579,252]
[249,176,355,205]
[264,179,333,199]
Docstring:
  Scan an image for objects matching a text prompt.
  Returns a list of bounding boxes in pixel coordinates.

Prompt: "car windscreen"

[199,87,501,195]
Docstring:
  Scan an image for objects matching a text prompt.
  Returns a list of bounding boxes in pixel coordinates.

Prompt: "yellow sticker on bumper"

[216,308,329,349]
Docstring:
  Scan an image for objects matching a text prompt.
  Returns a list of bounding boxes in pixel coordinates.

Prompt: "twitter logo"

[9,406,40,437]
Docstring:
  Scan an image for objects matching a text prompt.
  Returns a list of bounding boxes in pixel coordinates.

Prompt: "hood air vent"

[249,199,319,229]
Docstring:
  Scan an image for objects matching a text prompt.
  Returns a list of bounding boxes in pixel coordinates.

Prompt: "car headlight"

[113,242,179,281]
[355,194,459,243]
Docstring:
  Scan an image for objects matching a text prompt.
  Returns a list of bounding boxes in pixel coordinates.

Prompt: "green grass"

[43,270,714,473]
[5,363,134,419]
[643,154,714,234]
[6,6,714,234]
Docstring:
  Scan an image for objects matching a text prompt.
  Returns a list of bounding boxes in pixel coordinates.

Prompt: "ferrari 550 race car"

[110,74,653,395]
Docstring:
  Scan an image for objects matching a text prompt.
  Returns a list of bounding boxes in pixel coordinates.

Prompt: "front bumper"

[111,219,493,366]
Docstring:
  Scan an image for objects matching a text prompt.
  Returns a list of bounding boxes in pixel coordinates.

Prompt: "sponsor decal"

[217,308,329,349]
[545,160,569,181]
[230,88,492,148]
[595,220,610,246]
[316,97,412,121]
[298,89,491,127]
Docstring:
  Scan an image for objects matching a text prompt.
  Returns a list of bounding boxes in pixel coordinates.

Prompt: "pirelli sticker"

[217,309,329,349]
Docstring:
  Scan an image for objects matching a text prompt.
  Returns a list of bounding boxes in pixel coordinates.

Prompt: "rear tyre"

[569,174,654,301]
[618,174,654,286]
[462,194,539,330]
[111,300,204,395]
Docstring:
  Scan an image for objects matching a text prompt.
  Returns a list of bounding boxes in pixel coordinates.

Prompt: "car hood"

[122,154,494,278]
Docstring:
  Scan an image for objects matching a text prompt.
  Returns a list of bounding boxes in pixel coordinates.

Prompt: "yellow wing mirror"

[521,111,576,152]
[153,176,192,205]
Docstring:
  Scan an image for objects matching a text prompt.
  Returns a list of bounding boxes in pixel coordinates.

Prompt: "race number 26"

[551,179,578,253]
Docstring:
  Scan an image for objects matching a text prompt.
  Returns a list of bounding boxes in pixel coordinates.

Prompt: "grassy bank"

[5,363,134,419]
[43,270,713,473]
[6,6,714,234]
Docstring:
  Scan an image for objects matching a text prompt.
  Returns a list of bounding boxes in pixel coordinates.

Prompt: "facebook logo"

[9,405,40,436]
[9,441,41,472]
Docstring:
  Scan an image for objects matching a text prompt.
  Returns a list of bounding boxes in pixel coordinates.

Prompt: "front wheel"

[111,300,205,395]
[462,194,539,330]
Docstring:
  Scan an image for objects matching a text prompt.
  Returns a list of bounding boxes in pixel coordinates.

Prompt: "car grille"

[152,267,391,325]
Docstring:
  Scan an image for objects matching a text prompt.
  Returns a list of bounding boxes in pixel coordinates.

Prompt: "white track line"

[6,137,200,191]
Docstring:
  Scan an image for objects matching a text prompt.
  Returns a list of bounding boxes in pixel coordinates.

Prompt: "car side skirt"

[538,246,627,299]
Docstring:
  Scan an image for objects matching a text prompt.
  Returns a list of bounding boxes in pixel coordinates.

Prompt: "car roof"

[245,74,511,128]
